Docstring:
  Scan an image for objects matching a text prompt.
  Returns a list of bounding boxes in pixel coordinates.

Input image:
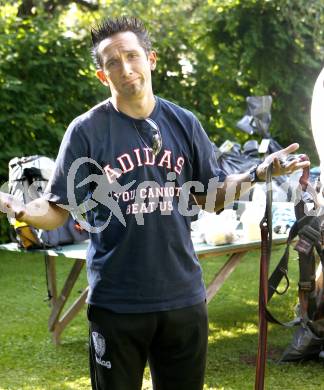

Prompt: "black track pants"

[88,301,208,390]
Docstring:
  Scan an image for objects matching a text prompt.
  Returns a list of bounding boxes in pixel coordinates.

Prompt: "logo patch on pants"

[92,331,112,369]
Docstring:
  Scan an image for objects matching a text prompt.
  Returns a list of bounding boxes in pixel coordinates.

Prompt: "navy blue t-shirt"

[44,97,226,313]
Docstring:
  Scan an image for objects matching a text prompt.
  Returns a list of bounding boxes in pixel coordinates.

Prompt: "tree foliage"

[16,0,99,17]
[0,4,106,180]
[91,0,323,152]
[196,0,323,150]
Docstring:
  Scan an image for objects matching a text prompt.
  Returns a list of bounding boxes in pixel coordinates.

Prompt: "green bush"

[0,10,106,182]
[0,8,107,242]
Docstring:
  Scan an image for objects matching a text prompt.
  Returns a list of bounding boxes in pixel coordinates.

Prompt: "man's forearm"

[195,171,254,213]
[15,198,69,230]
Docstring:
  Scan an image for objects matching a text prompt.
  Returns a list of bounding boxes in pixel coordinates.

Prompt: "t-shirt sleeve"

[191,117,226,194]
[43,119,91,208]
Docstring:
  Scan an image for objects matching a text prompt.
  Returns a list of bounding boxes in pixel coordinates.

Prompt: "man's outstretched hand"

[256,143,310,180]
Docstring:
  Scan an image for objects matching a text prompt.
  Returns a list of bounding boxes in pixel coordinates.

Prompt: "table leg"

[45,255,57,305]
[47,258,85,344]
[206,251,248,303]
[52,287,89,345]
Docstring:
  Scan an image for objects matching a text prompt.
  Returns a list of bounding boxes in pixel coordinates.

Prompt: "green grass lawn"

[1,247,324,389]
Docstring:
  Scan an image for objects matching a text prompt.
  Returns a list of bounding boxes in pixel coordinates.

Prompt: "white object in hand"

[0,192,24,219]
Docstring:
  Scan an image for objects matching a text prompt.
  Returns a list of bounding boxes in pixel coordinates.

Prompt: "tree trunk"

[17,0,99,17]
[44,0,99,14]
[17,0,35,17]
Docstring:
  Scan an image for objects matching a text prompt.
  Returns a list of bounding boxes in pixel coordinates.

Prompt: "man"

[0,17,309,390]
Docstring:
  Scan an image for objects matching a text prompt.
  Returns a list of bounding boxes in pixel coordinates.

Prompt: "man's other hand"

[256,143,310,180]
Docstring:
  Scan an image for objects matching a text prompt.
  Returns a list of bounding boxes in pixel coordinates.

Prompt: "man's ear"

[148,51,157,71]
[96,69,109,86]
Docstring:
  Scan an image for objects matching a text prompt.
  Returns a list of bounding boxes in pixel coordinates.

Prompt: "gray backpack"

[8,155,88,249]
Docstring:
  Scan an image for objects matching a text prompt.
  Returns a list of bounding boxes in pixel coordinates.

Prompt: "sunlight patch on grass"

[62,377,90,389]
[142,377,153,390]
[209,321,257,333]
[208,322,258,346]
[209,328,238,340]
[18,377,90,390]
[242,298,258,305]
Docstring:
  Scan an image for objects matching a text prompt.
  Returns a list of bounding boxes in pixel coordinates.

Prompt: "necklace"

[133,118,162,156]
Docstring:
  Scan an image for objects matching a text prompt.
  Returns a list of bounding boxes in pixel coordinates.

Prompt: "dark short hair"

[90,16,152,69]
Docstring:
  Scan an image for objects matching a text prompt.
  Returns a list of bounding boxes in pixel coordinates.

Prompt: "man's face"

[96,31,156,99]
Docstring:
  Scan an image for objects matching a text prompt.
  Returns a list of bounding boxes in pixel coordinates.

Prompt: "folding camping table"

[0,236,288,344]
